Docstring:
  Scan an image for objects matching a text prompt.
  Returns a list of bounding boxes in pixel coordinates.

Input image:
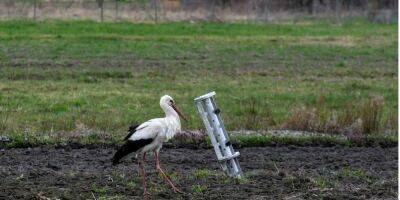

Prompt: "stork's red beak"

[171,104,188,121]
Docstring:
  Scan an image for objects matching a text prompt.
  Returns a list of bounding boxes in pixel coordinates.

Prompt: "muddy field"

[0,146,397,199]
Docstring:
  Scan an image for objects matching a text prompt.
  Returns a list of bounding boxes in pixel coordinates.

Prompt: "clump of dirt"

[0,146,397,199]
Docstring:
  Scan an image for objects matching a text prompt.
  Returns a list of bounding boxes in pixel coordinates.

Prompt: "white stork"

[112,95,187,195]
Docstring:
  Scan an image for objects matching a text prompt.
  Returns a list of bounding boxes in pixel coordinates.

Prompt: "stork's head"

[160,95,187,121]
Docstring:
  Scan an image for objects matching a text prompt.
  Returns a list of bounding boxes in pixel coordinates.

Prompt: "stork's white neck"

[160,103,180,119]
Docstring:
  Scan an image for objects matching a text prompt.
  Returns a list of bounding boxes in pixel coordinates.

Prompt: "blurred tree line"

[1,0,397,23]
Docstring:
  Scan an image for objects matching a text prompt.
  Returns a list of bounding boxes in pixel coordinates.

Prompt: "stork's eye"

[170,100,174,104]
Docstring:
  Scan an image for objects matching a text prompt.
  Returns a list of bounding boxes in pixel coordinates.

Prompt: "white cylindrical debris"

[194,92,243,178]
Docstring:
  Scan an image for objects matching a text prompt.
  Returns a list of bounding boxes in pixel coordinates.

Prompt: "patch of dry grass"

[238,96,276,130]
[282,96,392,135]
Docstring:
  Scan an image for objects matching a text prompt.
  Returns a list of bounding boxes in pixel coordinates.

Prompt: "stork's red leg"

[139,152,150,195]
[154,151,182,193]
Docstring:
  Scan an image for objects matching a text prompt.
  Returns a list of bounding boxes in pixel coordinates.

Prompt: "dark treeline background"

[0,0,397,22]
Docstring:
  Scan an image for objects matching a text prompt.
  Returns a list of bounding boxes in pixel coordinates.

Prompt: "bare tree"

[97,0,104,22]
[154,0,158,23]
[115,0,119,21]
[335,0,342,16]
[309,0,323,15]
[5,0,15,18]
[33,0,37,19]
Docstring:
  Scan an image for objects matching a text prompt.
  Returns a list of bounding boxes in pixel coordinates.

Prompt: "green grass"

[0,19,397,145]
[191,184,207,193]
[91,183,108,194]
[231,134,398,147]
[311,176,328,188]
[194,169,214,179]
[3,132,397,148]
[338,167,368,180]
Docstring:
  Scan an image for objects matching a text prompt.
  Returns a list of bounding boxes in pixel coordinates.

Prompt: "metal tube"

[194,92,243,178]
[195,102,223,159]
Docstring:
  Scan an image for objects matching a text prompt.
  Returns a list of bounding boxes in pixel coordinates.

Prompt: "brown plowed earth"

[0,146,397,200]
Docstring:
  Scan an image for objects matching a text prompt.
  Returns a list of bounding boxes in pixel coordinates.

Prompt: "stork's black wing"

[112,138,153,165]
[112,123,153,165]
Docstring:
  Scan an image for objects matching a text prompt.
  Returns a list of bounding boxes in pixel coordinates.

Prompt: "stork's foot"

[172,186,183,194]
[143,190,151,196]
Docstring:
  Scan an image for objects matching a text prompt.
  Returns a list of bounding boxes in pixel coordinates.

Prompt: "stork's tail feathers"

[112,139,153,165]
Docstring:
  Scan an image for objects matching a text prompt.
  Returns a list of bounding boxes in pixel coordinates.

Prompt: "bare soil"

[0,146,397,200]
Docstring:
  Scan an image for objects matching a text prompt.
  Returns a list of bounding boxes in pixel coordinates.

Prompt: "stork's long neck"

[161,103,181,140]
[161,103,180,120]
